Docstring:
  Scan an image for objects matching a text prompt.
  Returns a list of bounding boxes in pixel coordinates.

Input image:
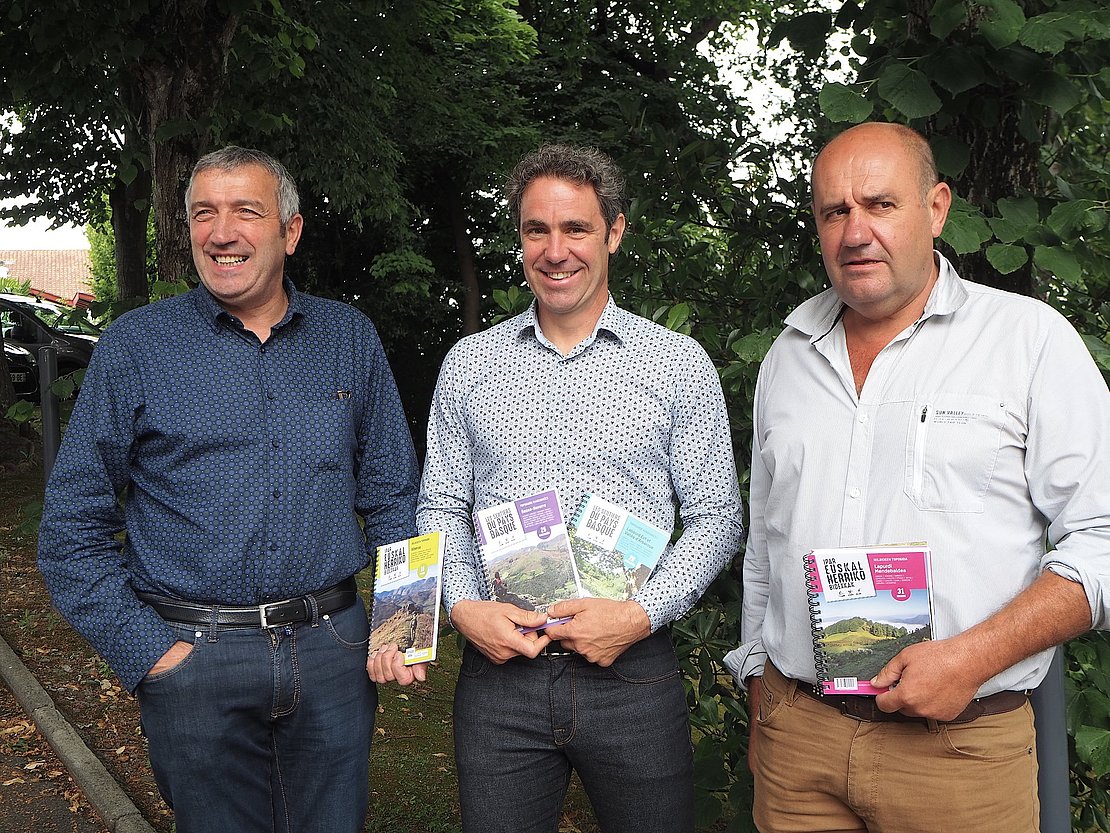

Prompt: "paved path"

[0,631,155,833]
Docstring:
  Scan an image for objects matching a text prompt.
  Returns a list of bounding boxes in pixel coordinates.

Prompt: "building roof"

[0,249,94,306]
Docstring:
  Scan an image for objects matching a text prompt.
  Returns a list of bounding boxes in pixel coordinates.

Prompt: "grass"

[2,461,604,833]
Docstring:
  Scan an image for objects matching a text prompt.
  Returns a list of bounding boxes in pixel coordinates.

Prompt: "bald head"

[813,123,939,205]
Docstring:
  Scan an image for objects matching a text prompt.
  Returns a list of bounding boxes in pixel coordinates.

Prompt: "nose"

[545,230,569,263]
[208,213,238,245]
[842,209,871,247]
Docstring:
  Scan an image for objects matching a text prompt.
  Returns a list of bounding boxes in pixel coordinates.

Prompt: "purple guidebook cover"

[474,490,583,615]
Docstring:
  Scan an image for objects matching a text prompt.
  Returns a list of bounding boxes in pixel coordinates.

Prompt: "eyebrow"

[521,217,596,231]
[815,192,899,214]
[190,198,268,212]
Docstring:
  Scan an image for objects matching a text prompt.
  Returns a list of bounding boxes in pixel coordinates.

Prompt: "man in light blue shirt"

[727,122,1110,833]
[415,144,744,832]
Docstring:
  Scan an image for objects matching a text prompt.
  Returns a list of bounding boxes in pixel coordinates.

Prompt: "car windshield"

[15,301,101,336]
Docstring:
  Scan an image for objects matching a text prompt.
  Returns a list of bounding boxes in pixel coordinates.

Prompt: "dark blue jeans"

[453,630,694,833]
[136,599,374,833]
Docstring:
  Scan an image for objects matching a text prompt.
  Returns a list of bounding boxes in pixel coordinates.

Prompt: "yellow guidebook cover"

[371,532,444,666]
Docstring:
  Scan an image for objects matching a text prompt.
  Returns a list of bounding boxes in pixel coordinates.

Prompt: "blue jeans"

[136,598,374,833]
[453,630,694,833]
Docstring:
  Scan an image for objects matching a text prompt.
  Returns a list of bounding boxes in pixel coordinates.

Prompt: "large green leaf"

[929,0,968,39]
[1033,245,1082,285]
[931,135,969,178]
[819,82,872,124]
[1082,335,1110,373]
[975,0,1026,49]
[985,243,1028,274]
[1046,199,1104,236]
[877,64,942,119]
[940,197,992,254]
[997,196,1039,229]
[1019,12,1089,54]
[1076,726,1110,777]
[920,47,987,95]
[665,302,692,332]
[1027,71,1082,114]
[988,216,1028,244]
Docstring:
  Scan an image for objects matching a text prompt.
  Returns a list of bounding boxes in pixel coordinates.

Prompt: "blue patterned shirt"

[38,281,419,691]
[419,298,744,631]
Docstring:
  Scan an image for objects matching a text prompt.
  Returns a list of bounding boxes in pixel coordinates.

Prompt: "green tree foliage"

[4,0,1109,828]
[0,0,325,305]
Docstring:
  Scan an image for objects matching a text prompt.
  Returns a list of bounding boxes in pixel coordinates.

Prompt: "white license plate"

[10,372,27,382]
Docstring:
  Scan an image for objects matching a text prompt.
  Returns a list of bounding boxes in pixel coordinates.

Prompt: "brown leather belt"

[794,678,1029,725]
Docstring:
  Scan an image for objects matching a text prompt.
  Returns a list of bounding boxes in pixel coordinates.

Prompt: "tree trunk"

[111,72,154,310]
[138,1,240,286]
[448,185,482,335]
[110,169,153,310]
[905,0,1040,297]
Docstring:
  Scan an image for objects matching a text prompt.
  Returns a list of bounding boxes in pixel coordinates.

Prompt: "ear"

[606,213,626,254]
[284,213,304,255]
[927,183,952,239]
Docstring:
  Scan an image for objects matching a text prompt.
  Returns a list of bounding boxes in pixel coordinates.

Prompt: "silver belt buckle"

[258,597,294,629]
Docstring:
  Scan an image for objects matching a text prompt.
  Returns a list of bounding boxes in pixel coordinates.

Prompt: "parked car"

[0,294,100,378]
[4,340,38,401]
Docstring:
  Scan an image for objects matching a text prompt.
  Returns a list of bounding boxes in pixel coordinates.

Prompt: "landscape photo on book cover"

[569,527,654,600]
[819,590,932,682]
[370,575,439,654]
[487,533,579,612]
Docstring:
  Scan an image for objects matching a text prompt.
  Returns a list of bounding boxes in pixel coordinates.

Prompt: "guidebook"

[370,531,445,666]
[804,545,933,695]
[474,490,583,616]
[569,493,669,600]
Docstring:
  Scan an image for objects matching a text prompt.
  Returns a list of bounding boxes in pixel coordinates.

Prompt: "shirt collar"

[784,251,968,342]
[514,294,629,353]
[192,276,303,334]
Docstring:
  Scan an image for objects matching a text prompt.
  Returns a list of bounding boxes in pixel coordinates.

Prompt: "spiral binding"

[803,552,830,693]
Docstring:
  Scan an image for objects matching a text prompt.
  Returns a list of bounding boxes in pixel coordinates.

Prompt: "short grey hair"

[506,144,626,232]
[185,146,300,227]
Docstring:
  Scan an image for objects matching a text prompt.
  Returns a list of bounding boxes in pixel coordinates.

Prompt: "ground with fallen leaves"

[1,467,601,832]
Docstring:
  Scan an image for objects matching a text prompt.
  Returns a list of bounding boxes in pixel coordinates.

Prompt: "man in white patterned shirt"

[726,122,1110,832]
[406,144,743,832]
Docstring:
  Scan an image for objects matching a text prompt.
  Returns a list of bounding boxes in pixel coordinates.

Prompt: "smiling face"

[812,124,951,328]
[519,176,625,348]
[188,164,303,319]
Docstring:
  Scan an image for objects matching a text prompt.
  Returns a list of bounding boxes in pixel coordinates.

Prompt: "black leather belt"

[794,678,1029,725]
[539,641,575,657]
[137,577,358,629]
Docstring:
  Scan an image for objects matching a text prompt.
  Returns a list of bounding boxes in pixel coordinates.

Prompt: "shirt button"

[271,439,279,448]
[267,391,275,401]
[849,487,861,499]
[273,489,281,499]
[857,413,869,424]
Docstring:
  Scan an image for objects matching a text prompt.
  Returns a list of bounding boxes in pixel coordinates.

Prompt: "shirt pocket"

[904,393,1006,513]
[299,399,355,472]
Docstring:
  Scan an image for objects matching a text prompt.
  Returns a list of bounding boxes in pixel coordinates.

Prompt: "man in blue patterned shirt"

[38,147,419,833]
[408,145,744,832]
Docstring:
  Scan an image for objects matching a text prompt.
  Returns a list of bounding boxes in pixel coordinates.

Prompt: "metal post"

[1032,647,1072,833]
[38,345,60,480]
